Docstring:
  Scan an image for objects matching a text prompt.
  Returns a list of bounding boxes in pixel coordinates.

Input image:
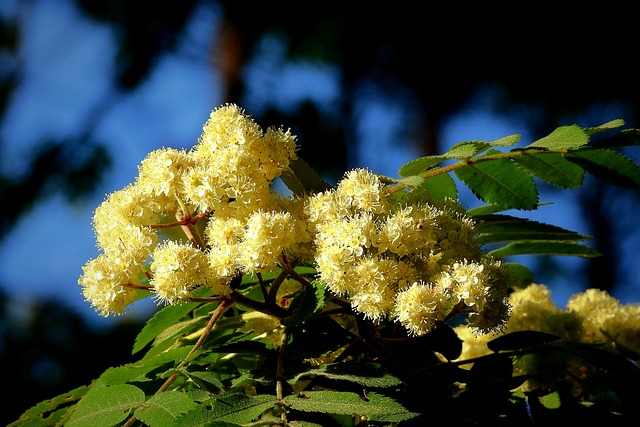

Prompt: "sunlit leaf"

[66,384,145,427]
[289,362,403,388]
[209,394,277,423]
[134,302,200,354]
[527,125,589,150]
[398,155,449,177]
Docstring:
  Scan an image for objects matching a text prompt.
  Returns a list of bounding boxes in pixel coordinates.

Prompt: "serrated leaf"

[8,385,89,427]
[66,384,145,427]
[182,369,225,395]
[538,391,562,409]
[96,347,193,386]
[513,152,585,188]
[135,391,199,426]
[280,157,332,195]
[398,155,449,177]
[420,173,458,201]
[289,362,403,388]
[454,151,538,210]
[487,241,601,258]
[583,118,625,137]
[565,148,640,188]
[489,133,521,146]
[134,302,200,354]
[281,281,328,327]
[284,391,418,423]
[447,141,492,158]
[591,128,640,148]
[527,125,589,150]
[473,214,590,244]
[209,394,276,423]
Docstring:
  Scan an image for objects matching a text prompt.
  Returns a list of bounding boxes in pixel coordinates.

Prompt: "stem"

[267,270,289,305]
[387,147,550,194]
[276,327,289,426]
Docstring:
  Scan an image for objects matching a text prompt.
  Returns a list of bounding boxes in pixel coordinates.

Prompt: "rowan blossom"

[79,254,144,316]
[305,167,514,335]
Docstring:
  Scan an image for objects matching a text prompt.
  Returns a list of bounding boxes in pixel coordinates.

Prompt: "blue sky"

[1,0,636,329]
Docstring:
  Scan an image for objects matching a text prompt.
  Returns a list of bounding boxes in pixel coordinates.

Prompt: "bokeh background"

[2,1,639,424]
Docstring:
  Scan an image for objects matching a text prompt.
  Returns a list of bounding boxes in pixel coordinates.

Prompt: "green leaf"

[538,391,562,409]
[8,385,89,427]
[398,155,449,177]
[447,141,492,158]
[281,281,328,327]
[487,241,601,258]
[96,347,193,386]
[135,391,199,426]
[513,152,585,188]
[454,151,538,210]
[473,214,590,244]
[134,302,200,354]
[583,118,625,137]
[284,391,418,423]
[591,128,640,148]
[489,133,521,147]
[280,157,332,195]
[209,393,277,423]
[565,148,640,188]
[182,369,225,395]
[527,125,589,150]
[502,262,534,288]
[66,384,145,427]
[289,362,403,388]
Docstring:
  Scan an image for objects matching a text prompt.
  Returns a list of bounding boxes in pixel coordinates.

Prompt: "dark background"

[2,1,639,424]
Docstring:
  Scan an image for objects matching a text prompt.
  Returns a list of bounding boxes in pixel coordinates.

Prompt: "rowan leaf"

[527,125,589,150]
[564,148,640,188]
[454,151,538,210]
[513,152,585,188]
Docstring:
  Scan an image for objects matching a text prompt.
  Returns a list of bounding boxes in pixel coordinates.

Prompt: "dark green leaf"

[454,151,538,210]
[513,152,585,188]
[281,157,332,195]
[591,128,640,148]
[487,330,561,352]
[565,148,640,188]
[502,262,534,288]
[583,118,625,137]
[473,214,590,244]
[284,391,419,423]
[66,384,145,427]
[182,369,225,395]
[282,281,328,327]
[134,302,200,354]
[487,241,601,258]
[209,393,277,423]
[135,391,199,426]
[289,362,403,388]
[527,125,589,150]
[8,385,89,427]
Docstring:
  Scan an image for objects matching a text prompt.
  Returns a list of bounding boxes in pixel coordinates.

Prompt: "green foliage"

[10,120,640,426]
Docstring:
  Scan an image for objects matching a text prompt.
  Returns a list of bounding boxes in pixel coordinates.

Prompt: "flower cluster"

[79,104,307,315]
[454,283,640,392]
[305,168,514,335]
[78,103,515,337]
